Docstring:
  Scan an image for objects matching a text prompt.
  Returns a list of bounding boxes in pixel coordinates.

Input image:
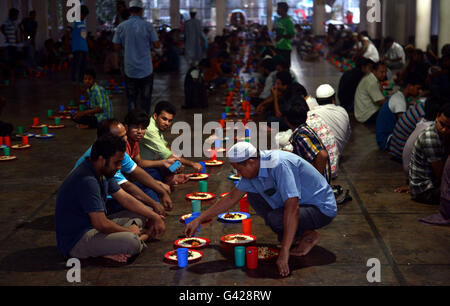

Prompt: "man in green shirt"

[274,2,295,67]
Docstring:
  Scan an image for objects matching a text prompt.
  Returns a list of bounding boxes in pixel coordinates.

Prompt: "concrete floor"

[0,51,449,286]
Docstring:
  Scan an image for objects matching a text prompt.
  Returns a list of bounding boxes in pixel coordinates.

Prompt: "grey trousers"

[247,192,334,242]
[69,211,147,259]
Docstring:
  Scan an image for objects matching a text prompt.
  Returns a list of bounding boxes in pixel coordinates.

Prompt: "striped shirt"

[2,19,17,44]
[290,123,332,183]
[88,83,113,123]
[409,123,445,196]
[387,102,426,160]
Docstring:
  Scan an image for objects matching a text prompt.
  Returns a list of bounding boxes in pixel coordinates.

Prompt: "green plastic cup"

[225,106,230,113]
[199,181,208,193]
[17,126,23,135]
[42,126,48,135]
[5,80,10,86]
[69,100,75,106]
[4,147,10,156]
[55,117,61,125]
[234,246,246,267]
[47,109,53,117]
[192,200,201,213]
[79,104,85,111]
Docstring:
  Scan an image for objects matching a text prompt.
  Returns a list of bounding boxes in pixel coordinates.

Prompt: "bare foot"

[394,186,410,193]
[139,233,149,242]
[290,231,320,256]
[103,254,131,263]
[76,124,90,129]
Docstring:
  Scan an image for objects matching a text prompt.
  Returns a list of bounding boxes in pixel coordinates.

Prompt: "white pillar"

[170,0,180,29]
[266,0,272,30]
[32,0,48,50]
[313,0,326,37]
[438,0,450,57]
[359,0,367,32]
[216,0,226,36]
[86,0,97,36]
[415,0,432,51]
[49,0,58,40]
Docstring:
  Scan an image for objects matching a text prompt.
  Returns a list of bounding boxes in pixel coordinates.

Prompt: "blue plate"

[35,134,55,139]
[218,212,250,223]
[227,174,242,181]
[0,144,7,149]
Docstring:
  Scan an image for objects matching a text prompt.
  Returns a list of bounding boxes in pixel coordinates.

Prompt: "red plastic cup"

[219,119,225,128]
[210,149,217,161]
[226,96,232,106]
[4,136,10,147]
[240,197,249,213]
[33,117,39,126]
[246,246,258,269]
[0,136,3,145]
[242,218,252,235]
[245,111,250,120]
[22,136,29,145]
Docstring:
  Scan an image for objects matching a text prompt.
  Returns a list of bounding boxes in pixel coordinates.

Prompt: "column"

[62,0,68,28]
[394,0,407,45]
[266,0,272,30]
[32,0,48,50]
[312,0,326,37]
[86,0,97,36]
[216,0,226,36]
[21,0,29,16]
[0,0,8,45]
[170,0,180,29]
[438,0,450,57]
[415,0,432,51]
[49,0,59,40]
[359,0,368,32]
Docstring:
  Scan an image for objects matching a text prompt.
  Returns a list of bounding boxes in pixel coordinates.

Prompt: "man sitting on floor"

[409,103,450,204]
[184,142,337,277]
[55,134,165,264]
[140,101,203,173]
[124,109,189,185]
[72,68,113,129]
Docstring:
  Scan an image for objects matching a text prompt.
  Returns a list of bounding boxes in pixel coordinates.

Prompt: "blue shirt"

[72,21,88,52]
[112,16,159,78]
[55,159,120,257]
[236,150,337,218]
[74,146,137,186]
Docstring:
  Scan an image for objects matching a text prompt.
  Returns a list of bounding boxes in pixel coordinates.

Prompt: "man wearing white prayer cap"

[185,141,337,277]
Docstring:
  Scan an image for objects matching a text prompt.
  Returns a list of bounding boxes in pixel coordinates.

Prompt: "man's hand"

[128,224,141,236]
[276,248,290,277]
[158,181,171,194]
[147,215,166,238]
[73,111,85,120]
[152,203,166,216]
[192,162,203,172]
[184,218,201,237]
[275,110,283,118]
[255,104,265,115]
[162,157,177,169]
[160,192,173,211]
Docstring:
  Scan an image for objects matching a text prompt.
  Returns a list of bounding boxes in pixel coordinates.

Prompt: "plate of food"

[187,173,209,181]
[204,160,224,166]
[218,212,250,222]
[220,234,256,245]
[0,155,17,161]
[227,174,242,181]
[16,133,35,138]
[174,237,210,248]
[164,249,203,262]
[48,124,65,129]
[30,124,48,129]
[11,143,31,150]
[258,246,280,260]
[35,133,55,139]
[186,192,215,201]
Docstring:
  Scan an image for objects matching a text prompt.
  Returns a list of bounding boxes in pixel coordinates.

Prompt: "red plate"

[204,160,224,166]
[258,247,280,260]
[174,237,210,248]
[11,144,31,150]
[220,192,247,198]
[164,249,203,262]
[187,173,209,181]
[220,234,256,245]
[186,192,216,201]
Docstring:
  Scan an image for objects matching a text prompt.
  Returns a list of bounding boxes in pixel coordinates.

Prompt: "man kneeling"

[184,142,337,277]
[55,134,165,263]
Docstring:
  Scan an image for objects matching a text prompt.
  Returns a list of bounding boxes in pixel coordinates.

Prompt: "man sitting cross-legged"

[185,142,337,277]
[55,134,165,264]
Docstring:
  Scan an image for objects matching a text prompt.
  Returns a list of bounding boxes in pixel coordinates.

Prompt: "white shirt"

[308,104,351,154]
[354,72,385,123]
[388,91,407,114]
[259,71,276,100]
[386,42,405,65]
[305,96,319,110]
[363,43,380,62]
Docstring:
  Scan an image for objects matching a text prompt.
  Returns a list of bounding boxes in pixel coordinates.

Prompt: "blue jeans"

[134,167,163,204]
[71,51,88,83]
[125,73,153,115]
[247,193,334,242]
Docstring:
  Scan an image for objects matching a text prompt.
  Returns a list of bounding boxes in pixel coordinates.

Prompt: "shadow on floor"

[0,246,66,272]
[16,215,55,231]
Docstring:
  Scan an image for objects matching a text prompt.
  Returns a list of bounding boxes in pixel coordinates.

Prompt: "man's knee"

[266,208,284,234]
[120,232,145,255]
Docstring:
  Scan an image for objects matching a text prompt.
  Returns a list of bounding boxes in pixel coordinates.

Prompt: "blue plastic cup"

[192,200,201,213]
[215,139,222,148]
[245,129,251,137]
[176,248,189,268]
[199,162,206,174]
[221,113,227,119]
[59,105,64,111]
[235,246,246,267]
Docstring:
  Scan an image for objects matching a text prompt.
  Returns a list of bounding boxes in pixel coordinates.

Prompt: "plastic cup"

[33,117,39,126]
[242,218,252,235]
[219,119,225,128]
[69,100,75,106]
[22,136,29,145]
[5,80,10,86]
[0,136,3,145]
[225,106,230,113]
[234,246,246,267]
[199,162,206,173]
[55,117,61,125]
[191,200,201,213]
[176,248,189,268]
[79,104,85,111]
[240,197,249,213]
[245,129,251,138]
[185,213,201,232]
[47,109,53,117]
[221,113,227,119]
[59,105,65,111]
[17,126,23,135]
[42,126,48,135]
[4,136,10,147]
[210,149,217,161]
[199,181,208,193]
[4,147,10,156]
[214,139,222,149]
[246,246,258,269]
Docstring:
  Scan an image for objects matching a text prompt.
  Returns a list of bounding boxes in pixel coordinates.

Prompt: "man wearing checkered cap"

[185,142,337,277]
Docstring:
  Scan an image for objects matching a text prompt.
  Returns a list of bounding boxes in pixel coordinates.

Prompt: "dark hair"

[438,103,450,118]
[356,57,374,68]
[81,5,90,16]
[424,98,442,121]
[91,133,126,162]
[285,98,309,127]
[286,82,308,98]
[276,71,293,86]
[403,75,424,88]
[385,36,394,44]
[277,2,289,11]
[97,119,122,138]
[29,10,36,16]
[124,109,150,127]
[373,61,386,71]
[317,95,335,106]
[154,101,176,116]
[9,8,19,18]
[262,58,276,72]
[199,58,211,68]
[128,6,142,14]
[84,68,96,80]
